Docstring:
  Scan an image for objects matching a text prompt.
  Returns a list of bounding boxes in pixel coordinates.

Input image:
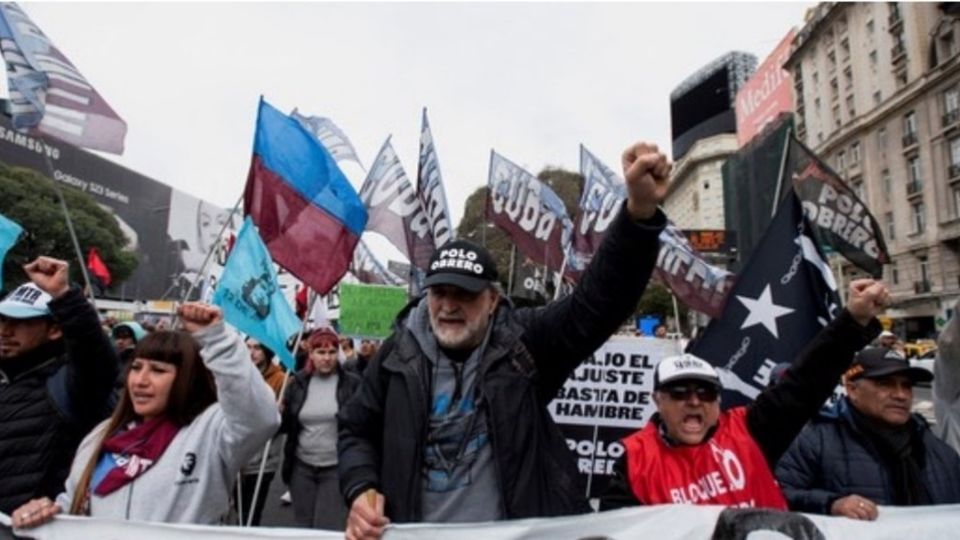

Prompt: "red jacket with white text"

[622,408,786,508]
[600,310,881,511]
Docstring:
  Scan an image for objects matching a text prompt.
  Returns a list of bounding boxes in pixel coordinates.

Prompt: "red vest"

[622,407,788,510]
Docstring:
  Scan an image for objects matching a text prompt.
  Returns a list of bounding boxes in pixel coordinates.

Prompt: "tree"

[636,281,689,332]
[0,161,138,292]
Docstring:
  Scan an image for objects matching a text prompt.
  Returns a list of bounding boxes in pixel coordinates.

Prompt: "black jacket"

[0,287,119,513]
[775,397,960,512]
[600,309,880,510]
[280,365,360,484]
[337,205,666,522]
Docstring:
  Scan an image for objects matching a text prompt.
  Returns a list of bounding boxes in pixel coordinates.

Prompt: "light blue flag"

[0,212,23,287]
[213,216,300,370]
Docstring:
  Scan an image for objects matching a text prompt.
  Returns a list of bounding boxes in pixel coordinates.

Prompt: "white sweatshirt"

[55,322,281,524]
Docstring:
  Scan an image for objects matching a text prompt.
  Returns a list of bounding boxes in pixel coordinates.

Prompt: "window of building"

[817,132,824,144]
[843,66,853,89]
[853,178,865,200]
[908,156,923,184]
[833,105,842,128]
[946,88,960,114]
[954,185,960,218]
[911,200,926,233]
[874,90,882,106]
[885,211,895,240]
[905,111,918,135]
[890,260,900,285]
[866,19,875,35]
[879,127,887,149]
[919,256,930,285]
[846,95,856,117]
[942,30,958,58]
[812,71,819,85]
[882,169,892,199]
[869,49,878,68]
[837,151,846,171]
[950,137,960,165]
[815,97,822,113]
[851,141,861,163]
[828,49,837,71]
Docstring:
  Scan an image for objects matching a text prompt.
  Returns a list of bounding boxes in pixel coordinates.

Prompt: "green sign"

[339,283,408,338]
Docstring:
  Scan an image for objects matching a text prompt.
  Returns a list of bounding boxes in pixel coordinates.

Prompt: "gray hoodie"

[55,322,281,524]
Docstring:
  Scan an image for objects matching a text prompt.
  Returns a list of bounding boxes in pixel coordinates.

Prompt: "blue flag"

[213,216,301,370]
[688,192,840,407]
[0,212,23,287]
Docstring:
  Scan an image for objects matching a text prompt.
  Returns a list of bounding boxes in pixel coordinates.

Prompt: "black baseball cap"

[423,240,499,293]
[845,346,933,384]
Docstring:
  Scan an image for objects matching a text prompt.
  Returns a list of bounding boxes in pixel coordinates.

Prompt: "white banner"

[6,504,960,539]
[548,336,682,429]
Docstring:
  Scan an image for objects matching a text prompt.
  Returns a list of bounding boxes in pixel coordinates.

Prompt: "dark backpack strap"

[46,364,77,424]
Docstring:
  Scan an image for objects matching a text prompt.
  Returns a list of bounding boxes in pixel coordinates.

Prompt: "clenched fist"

[177,302,223,333]
[846,279,889,327]
[622,141,671,220]
[22,257,71,298]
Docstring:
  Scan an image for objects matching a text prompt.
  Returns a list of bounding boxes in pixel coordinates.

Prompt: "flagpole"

[245,289,318,526]
[37,135,95,299]
[181,192,244,302]
[671,292,682,336]
[553,256,568,301]
[770,128,793,219]
[507,245,516,296]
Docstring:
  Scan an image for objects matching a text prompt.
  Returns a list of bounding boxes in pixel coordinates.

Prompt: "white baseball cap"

[654,353,721,390]
[0,283,53,319]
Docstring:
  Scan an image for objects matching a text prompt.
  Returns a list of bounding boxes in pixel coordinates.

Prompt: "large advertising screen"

[0,115,237,301]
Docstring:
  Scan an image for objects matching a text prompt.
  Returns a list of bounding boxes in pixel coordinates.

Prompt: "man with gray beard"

[338,141,671,540]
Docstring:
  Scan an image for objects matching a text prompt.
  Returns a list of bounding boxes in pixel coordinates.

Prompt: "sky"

[19,1,812,261]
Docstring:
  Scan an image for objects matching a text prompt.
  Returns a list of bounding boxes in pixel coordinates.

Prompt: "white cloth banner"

[5,504,960,539]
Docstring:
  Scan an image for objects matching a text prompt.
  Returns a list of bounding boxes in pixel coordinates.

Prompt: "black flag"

[790,135,890,278]
[688,192,840,407]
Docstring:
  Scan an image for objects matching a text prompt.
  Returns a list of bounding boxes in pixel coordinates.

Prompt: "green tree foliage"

[0,161,138,291]
[637,281,689,330]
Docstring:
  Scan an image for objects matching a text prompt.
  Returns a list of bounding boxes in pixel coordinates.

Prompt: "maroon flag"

[0,3,127,154]
[486,151,571,271]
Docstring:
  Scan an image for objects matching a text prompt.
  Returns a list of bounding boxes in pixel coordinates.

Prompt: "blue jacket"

[775,397,960,513]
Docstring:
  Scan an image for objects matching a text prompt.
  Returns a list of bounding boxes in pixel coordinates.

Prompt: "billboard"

[735,30,797,147]
[0,114,237,301]
[670,52,756,160]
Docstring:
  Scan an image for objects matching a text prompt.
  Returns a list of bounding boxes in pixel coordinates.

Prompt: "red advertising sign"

[735,30,796,147]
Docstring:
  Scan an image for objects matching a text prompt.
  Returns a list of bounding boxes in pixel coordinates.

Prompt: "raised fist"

[621,141,671,220]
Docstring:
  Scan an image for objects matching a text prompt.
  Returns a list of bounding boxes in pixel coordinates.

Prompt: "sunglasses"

[663,383,720,403]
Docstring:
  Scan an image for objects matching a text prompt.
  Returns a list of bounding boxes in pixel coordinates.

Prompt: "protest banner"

[338,283,407,338]
[548,336,683,497]
[6,503,960,539]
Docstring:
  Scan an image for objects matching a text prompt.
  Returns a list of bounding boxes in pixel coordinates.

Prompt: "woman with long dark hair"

[12,303,280,526]
[281,327,360,530]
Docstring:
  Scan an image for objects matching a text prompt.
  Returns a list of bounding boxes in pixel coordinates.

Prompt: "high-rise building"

[785,2,960,339]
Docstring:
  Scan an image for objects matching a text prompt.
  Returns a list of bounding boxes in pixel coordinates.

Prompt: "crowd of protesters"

[2,140,960,539]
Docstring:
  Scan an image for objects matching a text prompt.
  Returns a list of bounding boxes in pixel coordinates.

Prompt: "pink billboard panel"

[735,30,797,147]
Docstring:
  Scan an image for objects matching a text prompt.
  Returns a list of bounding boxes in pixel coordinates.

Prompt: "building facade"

[663,133,738,230]
[786,2,960,339]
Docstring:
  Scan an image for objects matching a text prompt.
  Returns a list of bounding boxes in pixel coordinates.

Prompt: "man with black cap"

[776,345,960,519]
[0,256,119,515]
[601,279,888,511]
[339,141,671,539]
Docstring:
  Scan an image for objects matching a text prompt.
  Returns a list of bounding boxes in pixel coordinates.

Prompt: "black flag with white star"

[688,192,840,408]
